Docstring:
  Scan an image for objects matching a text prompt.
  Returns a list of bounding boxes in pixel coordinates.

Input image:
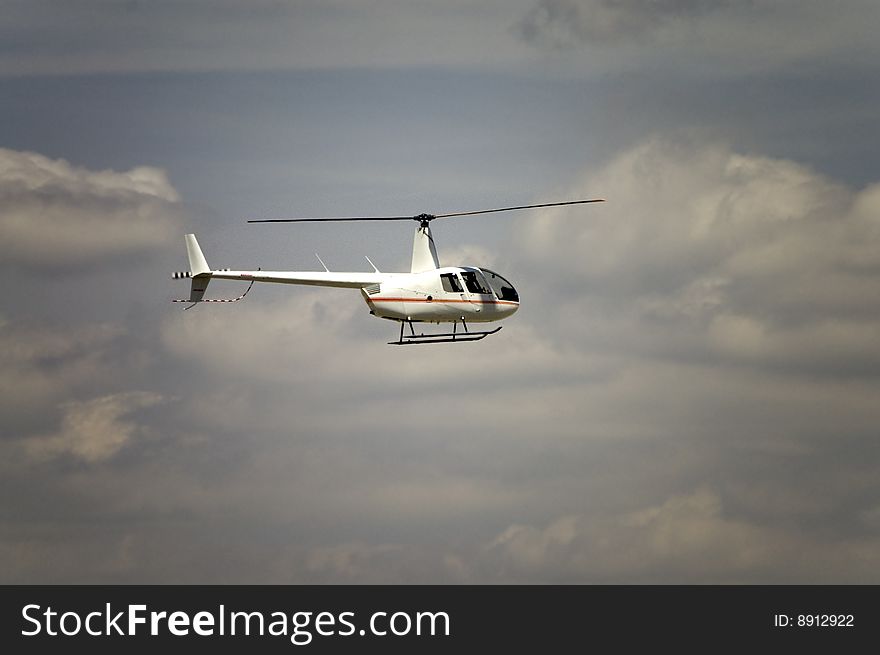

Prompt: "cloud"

[23,391,164,463]
[0,0,536,75]
[0,316,137,432]
[517,136,880,378]
[0,315,163,466]
[146,136,880,585]
[0,148,183,271]
[519,0,736,45]
[4,131,880,583]
[483,488,880,582]
[2,1,878,83]
[303,542,467,584]
[159,286,612,440]
[516,1,880,76]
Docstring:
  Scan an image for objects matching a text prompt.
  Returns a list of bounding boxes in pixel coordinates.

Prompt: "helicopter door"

[440,273,479,313]
[460,270,494,314]
[440,272,470,308]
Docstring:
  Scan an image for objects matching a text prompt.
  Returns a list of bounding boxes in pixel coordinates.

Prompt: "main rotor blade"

[433,198,605,219]
[247,199,605,224]
[248,216,415,223]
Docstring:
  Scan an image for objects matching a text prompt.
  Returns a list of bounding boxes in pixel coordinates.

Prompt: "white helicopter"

[173,199,604,344]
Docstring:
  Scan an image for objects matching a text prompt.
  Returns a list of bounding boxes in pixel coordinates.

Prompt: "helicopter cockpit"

[441,269,518,302]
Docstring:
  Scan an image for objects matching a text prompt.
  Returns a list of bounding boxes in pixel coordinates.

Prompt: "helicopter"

[172,199,604,344]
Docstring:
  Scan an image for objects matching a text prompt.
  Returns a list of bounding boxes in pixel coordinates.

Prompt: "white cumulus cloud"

[0,148,183,271]
[518,136,880,376]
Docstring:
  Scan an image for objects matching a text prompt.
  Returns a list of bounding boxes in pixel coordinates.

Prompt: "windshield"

[481,269,519,302]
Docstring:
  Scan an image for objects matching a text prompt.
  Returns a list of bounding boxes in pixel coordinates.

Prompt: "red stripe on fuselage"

[369,297,518,306]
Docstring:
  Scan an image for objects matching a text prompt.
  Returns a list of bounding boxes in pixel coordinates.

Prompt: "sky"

[1,0,880,583]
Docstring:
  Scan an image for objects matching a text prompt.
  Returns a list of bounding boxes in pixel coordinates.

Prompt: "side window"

[440,272,463,293]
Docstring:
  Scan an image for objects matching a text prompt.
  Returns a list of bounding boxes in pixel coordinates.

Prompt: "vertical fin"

[185,234,210,275]
[184,234,211,304]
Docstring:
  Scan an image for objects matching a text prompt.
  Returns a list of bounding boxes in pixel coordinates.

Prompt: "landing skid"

[172,278,255,310]
[172,268,260,310]
[389,320,502,345]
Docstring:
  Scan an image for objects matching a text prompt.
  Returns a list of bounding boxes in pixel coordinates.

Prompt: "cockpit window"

[440,272,463,293]
[481,269,519,302]
[461,270,492,295]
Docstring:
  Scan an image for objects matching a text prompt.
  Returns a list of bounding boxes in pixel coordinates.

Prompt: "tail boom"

[173,234,387,308]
